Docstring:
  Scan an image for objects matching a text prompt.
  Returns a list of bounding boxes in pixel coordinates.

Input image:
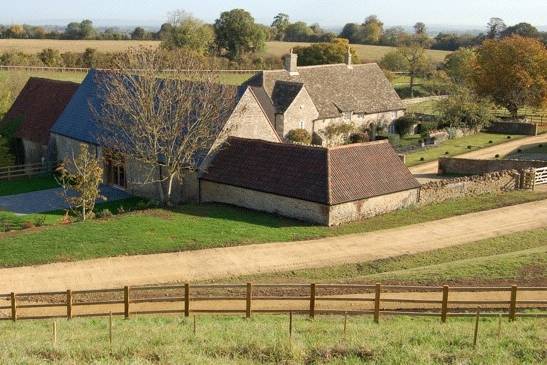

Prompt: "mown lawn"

[0,175,59,197]
[1,189,546,268]
[235,228,547,286]
[0,315,543,364]
[405,132,524,166]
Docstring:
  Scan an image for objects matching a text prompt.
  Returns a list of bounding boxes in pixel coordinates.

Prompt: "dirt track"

[409,133,547,176]
[1,199,546,294]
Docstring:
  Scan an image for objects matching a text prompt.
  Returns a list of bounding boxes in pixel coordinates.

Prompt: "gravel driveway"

[0,185,132,214]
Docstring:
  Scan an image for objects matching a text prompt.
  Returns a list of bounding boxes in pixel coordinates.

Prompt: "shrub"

[348,132,369,144]
[286,129,312,144]
[97,209,113,219]
[21,221,34,230]
[33,216,46,227]
[416,121,438,137]
[393,115,417,136]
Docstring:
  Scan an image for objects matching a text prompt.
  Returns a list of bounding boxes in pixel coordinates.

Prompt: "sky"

[0,0,545,28]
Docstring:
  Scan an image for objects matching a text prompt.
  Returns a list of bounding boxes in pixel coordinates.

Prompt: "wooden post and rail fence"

[1,283,546,323]
[0,161,59,181]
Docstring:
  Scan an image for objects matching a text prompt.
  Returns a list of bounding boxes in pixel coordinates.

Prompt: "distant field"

[264,41,451,63]
[0,39,452,63]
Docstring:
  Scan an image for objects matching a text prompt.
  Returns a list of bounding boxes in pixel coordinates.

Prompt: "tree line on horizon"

[0,11,545,53]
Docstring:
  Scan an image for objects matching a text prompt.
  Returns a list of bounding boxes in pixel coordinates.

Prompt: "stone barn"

[1,77,79,164]
[200,137,421,225]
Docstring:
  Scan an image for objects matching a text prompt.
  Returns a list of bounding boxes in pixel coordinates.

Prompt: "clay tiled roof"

[201,137,420,205]
[3,77,79,145]
[244,63,404,119]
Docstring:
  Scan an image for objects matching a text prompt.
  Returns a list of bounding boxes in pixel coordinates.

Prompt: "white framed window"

[299,121,305,129]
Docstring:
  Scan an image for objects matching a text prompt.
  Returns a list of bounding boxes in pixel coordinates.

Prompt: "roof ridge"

[329,140,389,150]
[227,136,326,151]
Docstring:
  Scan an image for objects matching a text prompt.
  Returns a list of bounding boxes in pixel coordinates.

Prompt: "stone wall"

[419,170,521,206]
[487,121,538,136]
[200,180,329,225]
[21,139,47,165]
[201,180,420,226]
[438,157,547,175]
[328,189,419,226]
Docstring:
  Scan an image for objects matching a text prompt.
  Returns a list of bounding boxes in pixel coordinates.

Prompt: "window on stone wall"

[299,121,305,129]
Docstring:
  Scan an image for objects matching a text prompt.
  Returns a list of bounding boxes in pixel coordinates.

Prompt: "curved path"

[409,133,547,176]
[2,199,547,294]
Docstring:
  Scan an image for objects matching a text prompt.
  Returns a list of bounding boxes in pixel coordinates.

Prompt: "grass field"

[1,189,546,268]
[236,228,547,286]
[0,315,544,364]
[0,39,452,63]
[404,132,524,166]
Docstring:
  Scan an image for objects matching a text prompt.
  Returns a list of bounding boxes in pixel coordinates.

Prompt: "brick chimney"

[283,50,299,76]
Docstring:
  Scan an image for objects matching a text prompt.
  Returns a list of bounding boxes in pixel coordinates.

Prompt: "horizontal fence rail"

[534,167,547,187]
[0,161,58,180]
[1,283,546,323]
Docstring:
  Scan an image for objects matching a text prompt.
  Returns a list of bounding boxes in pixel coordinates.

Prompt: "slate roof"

[201,137,420,205]
[271,81,304,113]
[51,69,244,146]
[245,63,405,119]
[2,78,79,145]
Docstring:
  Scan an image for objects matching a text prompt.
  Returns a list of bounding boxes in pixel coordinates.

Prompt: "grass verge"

[0,175,59,197]
[234,228,547,286]
[405,132,524,166]
[0,189,546,268]
[0,315,543,364]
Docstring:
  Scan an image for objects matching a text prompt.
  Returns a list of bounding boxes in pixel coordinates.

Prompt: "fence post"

[184,283,190,317]
[473,307,481,348]
[124,286,130,319]
[246,283,253,319]
[441,285,449,323]
[509,285,517,322]
[374,283,381,324]
[309,283,316,319]
[66,290,73,320]
[10,292,16,322]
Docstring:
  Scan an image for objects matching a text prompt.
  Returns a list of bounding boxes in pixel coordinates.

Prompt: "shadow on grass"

[174,203,316,229]
[504,142,547,161]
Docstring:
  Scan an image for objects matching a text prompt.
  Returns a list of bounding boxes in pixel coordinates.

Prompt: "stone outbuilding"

[50,70,281,202]
[1,77,79,164]
[200,137,421,225]
[244,53,405,144]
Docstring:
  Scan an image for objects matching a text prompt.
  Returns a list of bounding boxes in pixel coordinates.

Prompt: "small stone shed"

[1,77,79,164]
[200,138,421,225]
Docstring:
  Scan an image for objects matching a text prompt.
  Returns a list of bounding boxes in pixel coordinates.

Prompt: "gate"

[534,167,547,188]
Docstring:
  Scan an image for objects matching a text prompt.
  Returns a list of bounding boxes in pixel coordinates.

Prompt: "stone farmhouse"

[0,77,79,165]
[6,58,417,225]
[244,52,405,144]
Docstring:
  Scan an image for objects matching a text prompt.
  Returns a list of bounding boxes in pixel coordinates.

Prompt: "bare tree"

[94,48,237,205]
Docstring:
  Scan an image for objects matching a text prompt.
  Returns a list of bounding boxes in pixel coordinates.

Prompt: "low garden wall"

[487,121,538,136]
[418,170,522,206]
[438,157,547,176]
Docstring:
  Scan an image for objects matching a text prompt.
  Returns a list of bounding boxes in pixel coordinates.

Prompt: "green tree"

[161,11,214,54]
[438,87,495,131]
[294,38,359,66]
[486,17,506,39]
[443,47,476,84]
[340,23,362,44]
[397,36,433,97]
[131,27,146,40]
[361,15,383,44]
[501,22,540,39]
[80,20,96,39]
[214,9,266,59]
[64,22,82,39]
[379,50,408,71]
[271,13,290,41]
[472,35,547,118]
[284,21,315,42]
[414,22,427,35]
